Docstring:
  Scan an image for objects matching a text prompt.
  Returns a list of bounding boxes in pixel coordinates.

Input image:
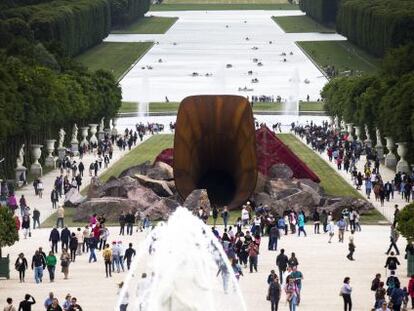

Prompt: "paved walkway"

[13,133,150,224]
[1,225,408,311]
[296,133,406,223]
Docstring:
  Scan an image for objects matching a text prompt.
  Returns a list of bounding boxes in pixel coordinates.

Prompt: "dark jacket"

[124,247,136,261]
[268,282,281,301]
[49,228,60,242]
[61,228,71,244]
[31,254,46,269]
[276,253,288,269]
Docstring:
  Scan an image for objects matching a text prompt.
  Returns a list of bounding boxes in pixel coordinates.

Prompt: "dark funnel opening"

[197,170,236,206]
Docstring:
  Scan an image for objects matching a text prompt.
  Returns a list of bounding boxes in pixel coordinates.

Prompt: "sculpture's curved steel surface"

[174,95,257,208]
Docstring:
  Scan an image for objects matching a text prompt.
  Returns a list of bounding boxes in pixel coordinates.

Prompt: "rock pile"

[75,161,373,222]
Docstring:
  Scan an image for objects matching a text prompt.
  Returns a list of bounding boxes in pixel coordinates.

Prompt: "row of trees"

[322,44,414,162]
[0,6,122,177]
[299,0,340,24]
[3,0,151,56]
[336,0,414,57]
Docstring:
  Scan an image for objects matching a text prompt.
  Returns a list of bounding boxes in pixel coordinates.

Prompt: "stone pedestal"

[30,144,43,177]
[80,127,89,148]
[97,131,105,141]
[58,147,66,161]
[376,145,384,161]
[45,139,56,168]
[71,142,79,156]
[385,137,397,169]
[15,166,27,187]
[89,124,99,146]
[396,142,410,173]
[354,126,362,143]
[346,123,354,142]
[111,119,118,137]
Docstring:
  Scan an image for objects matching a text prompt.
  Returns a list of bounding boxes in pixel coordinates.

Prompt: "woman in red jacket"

[408,275,414,309]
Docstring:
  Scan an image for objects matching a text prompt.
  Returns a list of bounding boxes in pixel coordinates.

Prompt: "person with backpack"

[375,282,386,309]
[391,283,405,311]
[386,270,400,296]
[371,274,382,306]
[385,252,400,274]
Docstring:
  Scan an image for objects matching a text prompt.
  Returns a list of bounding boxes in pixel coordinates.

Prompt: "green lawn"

[150,3,298,11]
[75,42,153,80]
[297,41,381,75]
[272,15,335,33]
[98,134,173,183]
[112,16,178,34]
[118,101,324,113]
[277,134,385,224]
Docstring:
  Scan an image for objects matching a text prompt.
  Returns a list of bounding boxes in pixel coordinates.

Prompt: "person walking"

[267,275,281,311]
[386,225,400,255]
[347,234,356,261]
[15,253,28,283]
[61,227,71,251]
[288,252,299,269]
[340,277,352,311]
[31,250,46,284]
[248,241,259,273]
[297,212,307,237]
[44,292,54,309]
[285,277,299,311]
[337,217,346,243]
[327,220,335,243]
[45,251,57,283]
[385,252,400,274]
[32,208,40,229]
[312,210,320,234]
[375,282,386,309]
[46,299,62,311]
[103,244,113,278]
[268,224,280,251]
[18,294,36,311]
[111,241,121,273]
[60,249,70,280]
[66,297,82,311]
[51,189,59,209]
[408,274,414,309]
[21,215,30,239]
[212,206,218,227]
[49,227,60,253]
[276,249,288,285]
[124,243,136,270]
[88,236,98,263]
[125,211,134,236]
[391,283,405,311]
[221,206,229,229]
[69,233,78,262]
[119,212,126,236]
[56,206,65,229]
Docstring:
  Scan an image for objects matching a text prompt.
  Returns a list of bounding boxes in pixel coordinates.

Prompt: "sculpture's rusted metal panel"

[174,95,257,208]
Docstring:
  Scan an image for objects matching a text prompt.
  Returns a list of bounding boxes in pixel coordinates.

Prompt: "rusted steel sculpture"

[174,95,257,208]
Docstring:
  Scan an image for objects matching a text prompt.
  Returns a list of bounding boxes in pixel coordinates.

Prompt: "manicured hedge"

[336,0,414,57]
[299,0,339,24]
[111,0,151,27]
[5,0,111,56]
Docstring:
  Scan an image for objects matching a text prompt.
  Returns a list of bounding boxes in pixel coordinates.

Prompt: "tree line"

[321,44,414,162]
[299,0,414,57]
[2,0,151,56]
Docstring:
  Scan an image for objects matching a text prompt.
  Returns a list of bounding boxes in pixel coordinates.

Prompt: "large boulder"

[251,192,273,208]
[118,161,152,179]
[101,176,140,197]
[183,189,211,213]
[134,174,173,197]
[64,188,87,207]
[87,177,103,198]
[280,190,318,213]
[264,179,297,197]
[147,161,174,180]
[298,178,322,194]
[268,163,293,179]
[322,197,374,219]
[254,172,267,193]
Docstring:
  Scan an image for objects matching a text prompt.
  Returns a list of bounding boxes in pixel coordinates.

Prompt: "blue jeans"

[112,255,120,272]
[268,237,277,250]
[34,266,43,283]
[89,248,97,262]
[289,295,297,311]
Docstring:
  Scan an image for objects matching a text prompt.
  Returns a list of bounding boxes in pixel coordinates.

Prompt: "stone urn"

[346,123,354,142]
[30,144,43,177]
[375,128,384,160]
[385,137,397,169]
[111,119,118,137]
[89,124,99,146]
[396,142,410,173]
[80,127,89,148]
[354,126,362,143]
[45,139,56,168]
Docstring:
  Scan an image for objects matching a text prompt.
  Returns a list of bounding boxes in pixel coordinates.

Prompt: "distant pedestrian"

[15,253,28,283]
[4,297,17,311]
[221,206,229,229]
[276,249,288,284]
[385,252,400,274]
[124,243,136,270]
[32,208,40,229]
[340,277,352,311]
[103,244,113,278]
[267,275,281,311]
[347,233,355,261]
[46,251,57,283]
[31,250,46,284]
[60,249,70,280]
[51,189,59,209]
[386,225,400,255]
[56,206,65,228]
